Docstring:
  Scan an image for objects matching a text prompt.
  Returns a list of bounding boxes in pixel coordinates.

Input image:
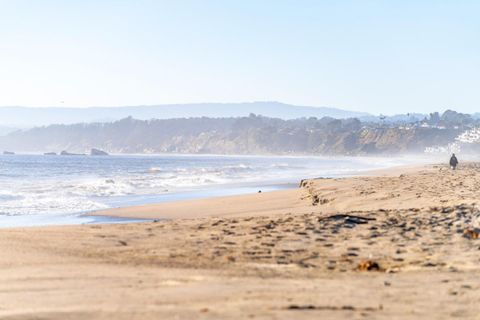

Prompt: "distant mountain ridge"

[0,102,370,127]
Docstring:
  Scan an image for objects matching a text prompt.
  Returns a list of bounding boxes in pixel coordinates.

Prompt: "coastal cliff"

[0,111,472,155]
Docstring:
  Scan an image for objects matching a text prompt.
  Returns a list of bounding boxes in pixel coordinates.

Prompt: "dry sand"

[1,163,480,319]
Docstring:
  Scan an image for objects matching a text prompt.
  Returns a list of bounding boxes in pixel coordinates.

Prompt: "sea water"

[0,154,427,227]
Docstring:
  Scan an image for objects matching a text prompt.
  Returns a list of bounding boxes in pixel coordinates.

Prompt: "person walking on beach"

[450,153,458,170]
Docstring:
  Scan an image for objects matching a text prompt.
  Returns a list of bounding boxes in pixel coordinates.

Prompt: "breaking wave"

[0,154,429,216]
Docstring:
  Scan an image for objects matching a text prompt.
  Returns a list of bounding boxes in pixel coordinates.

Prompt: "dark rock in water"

[3,151,14,155]
[90,148,109,156]
[44,152,57,156]
[60,150,85,156]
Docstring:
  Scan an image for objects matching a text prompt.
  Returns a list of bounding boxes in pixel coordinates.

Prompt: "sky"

[0,0,479,115]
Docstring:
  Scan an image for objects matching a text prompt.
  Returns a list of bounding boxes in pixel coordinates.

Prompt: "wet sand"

[1,163,480,319]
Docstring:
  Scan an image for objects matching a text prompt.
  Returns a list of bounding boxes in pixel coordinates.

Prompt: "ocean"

[0,154,426,227]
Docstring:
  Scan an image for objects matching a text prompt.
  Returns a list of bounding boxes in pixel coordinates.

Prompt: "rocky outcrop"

[90,148,109,156]
[60,151,85,156]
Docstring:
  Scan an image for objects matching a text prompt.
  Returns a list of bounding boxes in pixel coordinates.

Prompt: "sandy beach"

[1,163,480,319]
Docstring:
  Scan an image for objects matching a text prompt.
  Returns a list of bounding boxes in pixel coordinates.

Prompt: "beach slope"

[1,163,480,319]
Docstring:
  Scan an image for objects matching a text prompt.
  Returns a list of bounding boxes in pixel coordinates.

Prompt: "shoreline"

[91,162,432,221]
[90,188,309,220]
[0,154,433,228]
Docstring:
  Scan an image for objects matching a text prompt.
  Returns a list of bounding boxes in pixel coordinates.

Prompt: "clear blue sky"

[0,0,478,115]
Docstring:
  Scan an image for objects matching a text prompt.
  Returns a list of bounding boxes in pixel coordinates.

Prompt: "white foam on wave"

[69,178,136,197]
[0,193,107,216]
[0,155,431,217]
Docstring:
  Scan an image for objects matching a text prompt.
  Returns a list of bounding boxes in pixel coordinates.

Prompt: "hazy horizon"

[0,101,471,118]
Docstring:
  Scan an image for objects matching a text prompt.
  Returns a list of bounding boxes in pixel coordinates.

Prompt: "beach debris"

[295,304,352,311]
[287,304,378,311]
[449,290,458,296]
[287,304,316,310]
[463,228,480,239]
[319,214,376,229]
[264,221,276,230]
[357,260,381,271]
[299,179,310,188]
[297,253,319,268]
[386,267,399,274]
[118,240,128,246]
[211,219,225,226]
[423,262,437,267]
[310,194,331,206]
[441,207,454,214]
